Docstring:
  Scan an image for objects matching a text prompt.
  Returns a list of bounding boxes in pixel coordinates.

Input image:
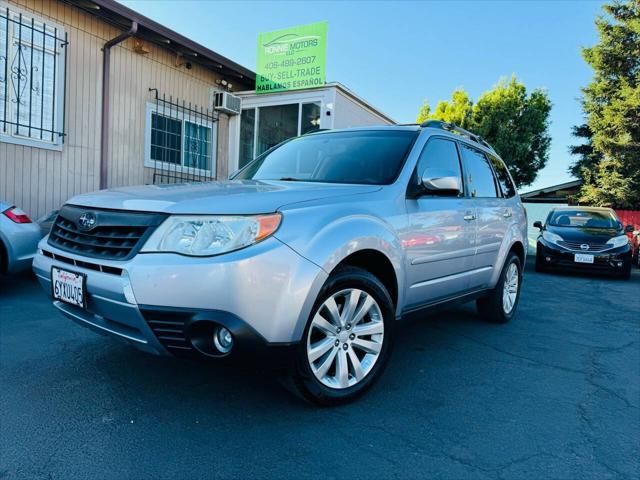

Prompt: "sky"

[122,0,605,192]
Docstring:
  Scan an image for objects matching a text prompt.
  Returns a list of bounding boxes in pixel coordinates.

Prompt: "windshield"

[548,209,619,229]
[233,130,418,185]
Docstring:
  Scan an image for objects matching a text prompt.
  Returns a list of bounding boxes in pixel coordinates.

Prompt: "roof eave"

[69,0,256,83]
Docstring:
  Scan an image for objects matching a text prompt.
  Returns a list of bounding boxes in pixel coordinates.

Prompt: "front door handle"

[463,214,476,221]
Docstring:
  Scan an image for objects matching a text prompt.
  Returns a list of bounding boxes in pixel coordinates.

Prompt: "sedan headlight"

[606,235,630,249]
[542,231,563,245]
[141,213,282,256]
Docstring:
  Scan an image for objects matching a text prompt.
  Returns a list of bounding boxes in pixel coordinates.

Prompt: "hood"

[546,224,622,243]
[66,180,380,215]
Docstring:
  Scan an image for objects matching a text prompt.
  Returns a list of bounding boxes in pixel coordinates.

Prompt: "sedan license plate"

[52,267,86,308]
[574,253,594,264]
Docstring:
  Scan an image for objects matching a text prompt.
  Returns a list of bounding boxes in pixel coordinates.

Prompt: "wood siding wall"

[0,0,241,218]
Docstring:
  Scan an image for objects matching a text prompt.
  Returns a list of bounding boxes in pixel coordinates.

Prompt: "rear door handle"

[463,214,476,221]
[503,210,512,218]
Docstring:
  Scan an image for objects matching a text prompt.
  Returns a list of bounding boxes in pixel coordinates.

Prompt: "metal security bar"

[0,8,68,142]
[149,88,218,184]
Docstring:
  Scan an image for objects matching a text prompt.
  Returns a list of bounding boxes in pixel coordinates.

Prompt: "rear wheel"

[477,252,522,324]
[286,266,394,405]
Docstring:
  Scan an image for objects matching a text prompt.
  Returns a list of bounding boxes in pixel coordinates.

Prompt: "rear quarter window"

[489,155,516,198]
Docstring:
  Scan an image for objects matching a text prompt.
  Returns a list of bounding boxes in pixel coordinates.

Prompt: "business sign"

[256,21,327,94]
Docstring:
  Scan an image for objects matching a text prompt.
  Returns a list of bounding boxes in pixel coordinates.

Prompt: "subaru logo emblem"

[580,243,589,251]
[77,212,97,231]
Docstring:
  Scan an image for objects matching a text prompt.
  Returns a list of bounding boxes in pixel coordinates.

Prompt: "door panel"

[402,137,476,308]
[403,198,476,307]
[458,143,506,289]
[470,198,505,287]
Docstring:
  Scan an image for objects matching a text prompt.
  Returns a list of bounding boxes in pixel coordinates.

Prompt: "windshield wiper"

[276,177,303,181]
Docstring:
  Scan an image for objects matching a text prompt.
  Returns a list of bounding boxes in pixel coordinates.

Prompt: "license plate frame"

[51,266,87,309]
[574,253,595,264]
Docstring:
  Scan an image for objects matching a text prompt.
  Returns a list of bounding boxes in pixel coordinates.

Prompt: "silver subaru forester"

[33,121,527,404]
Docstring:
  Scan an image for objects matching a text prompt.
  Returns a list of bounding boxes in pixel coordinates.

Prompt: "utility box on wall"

[228,82,396,173]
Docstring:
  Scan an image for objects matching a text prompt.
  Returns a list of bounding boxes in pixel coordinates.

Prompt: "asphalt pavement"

[1,261,638,479]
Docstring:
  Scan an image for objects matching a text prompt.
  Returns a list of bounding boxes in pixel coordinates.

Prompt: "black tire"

[534,249,546,273]
[285,266,394,406]
[618,265,631,280]
[477,252,522,324]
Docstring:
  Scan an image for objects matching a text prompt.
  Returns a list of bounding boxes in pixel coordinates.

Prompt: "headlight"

[542,231,563,245]
[606,235,629,249]
[141,213,281,256]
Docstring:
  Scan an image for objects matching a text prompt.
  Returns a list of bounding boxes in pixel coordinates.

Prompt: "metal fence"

[1,8,68,142]
[148,88,219,184]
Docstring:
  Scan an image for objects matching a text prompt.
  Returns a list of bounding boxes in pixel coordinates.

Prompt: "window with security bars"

[145,92,217,183]
[183,121,212,170]
[150,113,182,165]
[0,5,67,147]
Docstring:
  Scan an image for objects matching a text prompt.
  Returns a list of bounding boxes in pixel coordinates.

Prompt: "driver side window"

[415,138,463,195]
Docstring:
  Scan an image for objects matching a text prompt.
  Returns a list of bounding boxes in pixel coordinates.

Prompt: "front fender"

[276,211,406,322]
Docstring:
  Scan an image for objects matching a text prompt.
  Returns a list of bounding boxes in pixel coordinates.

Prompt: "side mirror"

[421,169,462,195]
[533,221,543,230]
[625,224,634,233]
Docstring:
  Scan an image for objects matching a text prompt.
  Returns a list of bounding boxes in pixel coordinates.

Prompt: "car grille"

[48,205,166,260]
[557,241,609,252]
[140,309,194,356]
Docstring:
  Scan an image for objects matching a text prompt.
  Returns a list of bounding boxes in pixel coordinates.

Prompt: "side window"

[489,155,516,198]
[459,144,498,198]
[415,138,463,194]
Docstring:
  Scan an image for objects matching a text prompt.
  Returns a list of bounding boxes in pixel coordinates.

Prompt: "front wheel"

[287,266,394,405]
[477,252,522,324]
[535,249,546,273]
[618,265,631,280]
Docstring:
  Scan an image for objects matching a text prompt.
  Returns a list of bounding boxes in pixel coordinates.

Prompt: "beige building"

[0,0,394,220]
[0,0,254,219]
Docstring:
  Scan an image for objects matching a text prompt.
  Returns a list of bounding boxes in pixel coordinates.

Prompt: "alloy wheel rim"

[306,288,384,389]
[502,263,519,314]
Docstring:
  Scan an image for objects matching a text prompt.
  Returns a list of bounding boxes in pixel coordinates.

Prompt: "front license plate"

[52,267,86,308]
[574,253,594,264]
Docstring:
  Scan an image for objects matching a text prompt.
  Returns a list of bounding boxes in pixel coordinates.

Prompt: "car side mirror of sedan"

[533,221,543,230]
[625,224,634,233]
[421,169,462,196]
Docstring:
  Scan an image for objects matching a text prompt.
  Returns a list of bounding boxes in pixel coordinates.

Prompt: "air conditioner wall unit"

[212,91,242,115]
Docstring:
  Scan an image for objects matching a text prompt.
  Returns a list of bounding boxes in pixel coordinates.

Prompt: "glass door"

[238,101,322,169]
[256,104,299,156]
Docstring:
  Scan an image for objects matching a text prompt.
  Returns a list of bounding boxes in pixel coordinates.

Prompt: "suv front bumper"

[33,236,327,357]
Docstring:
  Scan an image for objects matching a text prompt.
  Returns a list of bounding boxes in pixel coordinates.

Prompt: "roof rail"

[420,120,495,152]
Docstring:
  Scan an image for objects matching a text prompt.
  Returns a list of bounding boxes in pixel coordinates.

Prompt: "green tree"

[578,158,634,208]
[572,0,640,208]
[416,101,431,123]
[418,89,473,128]
[568,124,602,178]
[416,77,552,187]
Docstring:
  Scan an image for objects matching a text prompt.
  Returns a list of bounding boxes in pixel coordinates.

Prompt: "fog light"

[617,262,623,268]
[213,326,233,354]
[545,256,551,262]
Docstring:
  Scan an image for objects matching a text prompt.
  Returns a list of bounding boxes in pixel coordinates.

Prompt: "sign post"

[256,21,327,94]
